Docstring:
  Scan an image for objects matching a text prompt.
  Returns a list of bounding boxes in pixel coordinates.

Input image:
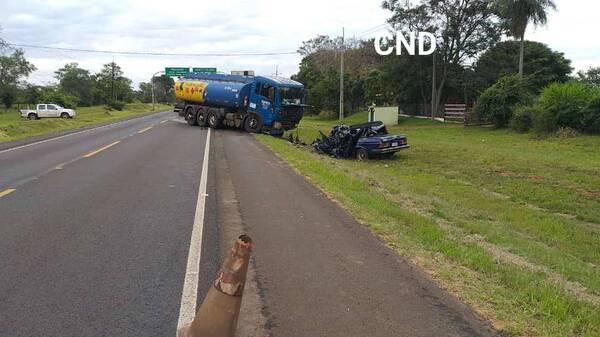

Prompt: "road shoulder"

[0,109,171,152]
[217,131,497,337]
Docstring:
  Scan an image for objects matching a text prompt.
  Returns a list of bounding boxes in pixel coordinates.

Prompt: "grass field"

[257,113,600,337]
[0,103,171,143]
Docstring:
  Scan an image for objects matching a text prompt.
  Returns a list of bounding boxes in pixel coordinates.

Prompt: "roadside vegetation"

[257,114,600,336]
[0,103,170,143]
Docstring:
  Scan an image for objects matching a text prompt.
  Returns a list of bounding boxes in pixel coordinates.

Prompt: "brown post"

[178,235,253,337]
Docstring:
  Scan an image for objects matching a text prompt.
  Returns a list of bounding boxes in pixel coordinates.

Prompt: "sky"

[0,0,598,88]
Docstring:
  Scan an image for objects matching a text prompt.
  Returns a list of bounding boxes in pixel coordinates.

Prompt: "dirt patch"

[571,186,600,200]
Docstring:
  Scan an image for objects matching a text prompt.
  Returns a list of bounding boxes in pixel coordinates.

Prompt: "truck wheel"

[28,113,38,120]
[196,107,207,127]
[207,110,223,129]
[244,114,262,133]
[185,106,197,126]
[356,148,369,161]
[61,112,69,119]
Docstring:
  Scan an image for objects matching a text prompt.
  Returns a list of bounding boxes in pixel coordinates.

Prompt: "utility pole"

[151,71,165,111]
[431,52,436,120]
[339,27,345,121]
[111,57,115,102]
[275,65,279,77]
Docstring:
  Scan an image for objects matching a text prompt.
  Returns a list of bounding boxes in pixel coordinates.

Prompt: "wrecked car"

[312,121,409,160]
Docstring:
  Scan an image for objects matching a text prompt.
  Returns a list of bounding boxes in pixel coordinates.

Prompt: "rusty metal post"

[178,235,253,337]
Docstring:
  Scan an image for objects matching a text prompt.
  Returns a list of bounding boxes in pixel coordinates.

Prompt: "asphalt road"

[0,112,496,336]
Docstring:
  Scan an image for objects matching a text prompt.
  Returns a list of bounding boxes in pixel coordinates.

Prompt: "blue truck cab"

[175,73,305,135]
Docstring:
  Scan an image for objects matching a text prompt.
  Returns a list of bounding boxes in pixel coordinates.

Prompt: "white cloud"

[1,0,598,87]
[527,0,600,72]
[1,0,388,87]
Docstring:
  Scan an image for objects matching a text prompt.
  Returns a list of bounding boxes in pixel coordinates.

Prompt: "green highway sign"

[192,67,217,74]
[165,67,190,76]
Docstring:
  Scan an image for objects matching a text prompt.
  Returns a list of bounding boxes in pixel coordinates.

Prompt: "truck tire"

[244,114,262,133]
[185,106,197,126]
[207,110,223,129]
[195,107,207,127]
[28,113,38,120]
[61,112,70,119]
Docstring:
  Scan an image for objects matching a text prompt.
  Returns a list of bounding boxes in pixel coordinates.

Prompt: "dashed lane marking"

[0,188,16,198]
[82,141,120,158]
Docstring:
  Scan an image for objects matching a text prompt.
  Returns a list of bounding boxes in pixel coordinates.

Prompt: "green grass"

[0,103,171,143]
[257,113,600,337]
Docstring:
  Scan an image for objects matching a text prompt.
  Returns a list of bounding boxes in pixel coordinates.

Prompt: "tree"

[382,0,502,117]
[55,63,93,106]
[135,82,153,103]
[0,47,36,109]
[294,35,383,115]
[474,40,572,93]
[493,0,556,77]
[576,67,600,87]
[94,62,132,103]
[152,74,175,103]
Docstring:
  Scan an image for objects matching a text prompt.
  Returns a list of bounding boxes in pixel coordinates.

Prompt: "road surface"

[0,111,496,336]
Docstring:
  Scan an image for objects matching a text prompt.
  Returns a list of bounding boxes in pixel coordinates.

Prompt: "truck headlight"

[274,121,282,129]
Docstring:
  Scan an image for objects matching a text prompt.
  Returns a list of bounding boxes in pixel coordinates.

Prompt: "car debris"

[312,121,409,160]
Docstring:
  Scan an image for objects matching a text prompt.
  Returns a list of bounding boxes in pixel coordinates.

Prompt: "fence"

[443,103,469,123]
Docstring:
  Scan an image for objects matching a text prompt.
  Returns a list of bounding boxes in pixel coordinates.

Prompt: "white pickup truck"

[20,104,76,120]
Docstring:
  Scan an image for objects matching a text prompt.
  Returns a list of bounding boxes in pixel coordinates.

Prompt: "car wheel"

[28,113,38,120]
[356,148,369,161]
[244,114,262,133]
[207,110,223,129]
[196,108,207,127]
[61,112,69,119]
[185,106,197,126]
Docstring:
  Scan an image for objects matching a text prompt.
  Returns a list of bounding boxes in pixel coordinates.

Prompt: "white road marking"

[137,126,153,134]
[176,128,211,330]
[0,113,170,155]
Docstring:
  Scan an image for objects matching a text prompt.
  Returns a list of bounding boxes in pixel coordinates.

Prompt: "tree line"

[294,0,598,121]
[0,37,175,110]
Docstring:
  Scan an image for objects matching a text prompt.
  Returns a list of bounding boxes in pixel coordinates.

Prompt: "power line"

[356,23,391,38]
[7,42,298,57]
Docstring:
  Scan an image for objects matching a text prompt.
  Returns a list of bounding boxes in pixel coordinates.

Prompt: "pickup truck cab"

[20,104,76,120]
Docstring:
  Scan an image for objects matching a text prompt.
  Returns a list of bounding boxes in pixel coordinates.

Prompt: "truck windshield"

[279,87,304,105]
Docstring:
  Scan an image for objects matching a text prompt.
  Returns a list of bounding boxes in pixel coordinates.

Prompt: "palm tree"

[494,0,556,77]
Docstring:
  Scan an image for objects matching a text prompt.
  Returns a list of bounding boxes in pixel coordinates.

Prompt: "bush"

[107,100,125,111]
[473,75,535,127]
[555,127,579,139]
[510,105,538,132]
[318,110,338,120]
[534,81,600,134]
[39,88,79,108]
[582,96,600,133]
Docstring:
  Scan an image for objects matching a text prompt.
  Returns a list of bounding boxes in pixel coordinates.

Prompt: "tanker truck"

[174,73,305,135]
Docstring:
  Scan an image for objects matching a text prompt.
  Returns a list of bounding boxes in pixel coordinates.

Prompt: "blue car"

[312,121,409,160]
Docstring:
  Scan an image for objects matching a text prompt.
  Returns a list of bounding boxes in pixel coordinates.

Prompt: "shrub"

[534,81,600,134]
[318,110,338,120]
[555,127,579,139]
[510,105,538,133]
[107,100,125,111]
[39,88,79,108]
[473,75,534,128]
[582,96,600,133]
